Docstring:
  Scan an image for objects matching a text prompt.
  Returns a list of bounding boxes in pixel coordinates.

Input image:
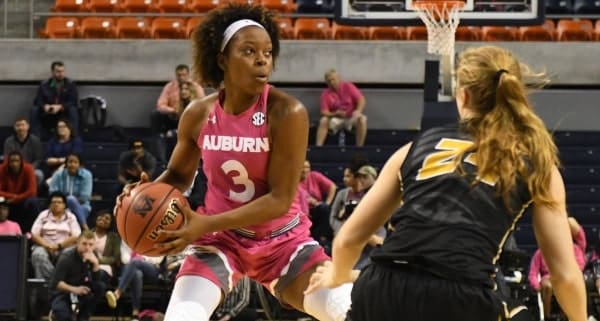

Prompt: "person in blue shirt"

[49,153,93,230]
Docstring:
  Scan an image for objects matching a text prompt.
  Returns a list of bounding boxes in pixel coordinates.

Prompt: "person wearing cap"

[0,197,22,235]
[330,164,385,269]
[117,139,157,186]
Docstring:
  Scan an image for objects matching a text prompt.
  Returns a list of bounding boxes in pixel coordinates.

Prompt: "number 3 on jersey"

[222,160,256,203]
[416,138,497,186]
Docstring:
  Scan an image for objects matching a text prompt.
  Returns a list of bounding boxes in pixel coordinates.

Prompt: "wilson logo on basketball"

[133,195,155,218]
[147,199,181,241]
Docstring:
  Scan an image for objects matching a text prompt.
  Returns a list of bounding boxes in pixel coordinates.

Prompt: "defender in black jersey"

[305,46,587,321]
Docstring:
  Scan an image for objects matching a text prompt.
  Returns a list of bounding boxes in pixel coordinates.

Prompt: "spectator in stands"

[48,230,107,321]
[91,210,121,281]
[3,117,44,188]
[300,159,337,246]
[330,164,385,269]
[49,153,93,230]
[210,277,254,321]
[31,192,81,280]
[152,64,205,162]
[528,217,586,319]
[31,61,79,139]
[316,69,367,147]
[105,244,183,321]
[118,139,157,186]
[0,197,22,235]
[45,119,83,179]
[0,150,40,233]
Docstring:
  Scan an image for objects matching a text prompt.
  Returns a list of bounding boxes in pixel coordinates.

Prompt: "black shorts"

[346,263,503,321]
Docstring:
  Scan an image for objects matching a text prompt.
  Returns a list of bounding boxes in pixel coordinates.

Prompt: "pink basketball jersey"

[198,85,303,233]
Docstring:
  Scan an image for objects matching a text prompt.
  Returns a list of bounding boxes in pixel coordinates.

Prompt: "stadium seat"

[186,16,203,38]
[596,20,600,40]
[293,18,331,40]
[574,0,600,13]
[116,17,151,38]
[53,0,88,12]
[121,0,157,12]
[406,26,427,40]
[40,17,80,38]
[566,185,600,204]
[481,26,518,41]
[455,26,482,41]
[188,0,220,12]
[260,0,295,12]
[275,17,294,39]
[157,0,188,12]
[151,17,185,38]
[556,19,593,41]
[331,23,367,40]
[518,20,555,41]
[368,26,406,40]
[87,0,121,12]
[79,17,117,38]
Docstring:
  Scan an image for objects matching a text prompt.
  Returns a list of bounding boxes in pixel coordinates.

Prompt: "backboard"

[335,0,545,26]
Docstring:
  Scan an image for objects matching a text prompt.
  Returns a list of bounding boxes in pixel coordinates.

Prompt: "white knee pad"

[164,276,222,321]
[304,283,353,321]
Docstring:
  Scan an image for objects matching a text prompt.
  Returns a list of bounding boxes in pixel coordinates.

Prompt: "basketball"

[115,182,188,257]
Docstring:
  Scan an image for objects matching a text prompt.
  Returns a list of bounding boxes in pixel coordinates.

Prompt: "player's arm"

[203,93,309,232]
[329,143,410,283]
[532,165,586,321]
[155,96,212,192]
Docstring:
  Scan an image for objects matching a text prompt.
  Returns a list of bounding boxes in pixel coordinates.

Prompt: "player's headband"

[220,19,265,52]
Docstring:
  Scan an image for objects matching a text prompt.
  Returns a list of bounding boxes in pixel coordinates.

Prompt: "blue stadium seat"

[553,131,600,147]
[566,185,600,204]
[83,143,128,162]
[93,179,117,200]
[514,224,537,248]
[559,147,600,165]
[88,161,118,180]
[307,146,396,164]
[567,204,600,225]
[574,0,600,13]
[561,166,600,185]
[545,0,574,13]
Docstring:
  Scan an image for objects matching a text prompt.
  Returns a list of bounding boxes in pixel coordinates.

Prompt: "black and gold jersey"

[372,124,532,288]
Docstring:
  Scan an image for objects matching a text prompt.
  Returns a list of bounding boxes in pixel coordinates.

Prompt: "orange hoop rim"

[412,0,465,11]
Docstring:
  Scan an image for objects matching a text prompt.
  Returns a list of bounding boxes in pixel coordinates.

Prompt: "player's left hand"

[155,201,210,254]
[304,261,359,294]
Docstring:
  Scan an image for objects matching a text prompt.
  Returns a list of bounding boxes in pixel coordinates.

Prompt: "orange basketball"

[115,182,187,257]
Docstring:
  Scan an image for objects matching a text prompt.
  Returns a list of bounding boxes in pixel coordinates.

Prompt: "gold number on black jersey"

[416,138,473,181]
[415,138,497,185]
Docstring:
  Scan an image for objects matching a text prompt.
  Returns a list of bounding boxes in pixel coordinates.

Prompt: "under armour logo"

[252,112,266,126]
[133,195,155,218]
[207,115,217,124]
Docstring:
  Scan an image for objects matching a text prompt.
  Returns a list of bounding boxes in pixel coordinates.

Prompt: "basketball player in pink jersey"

[128,4,353,321]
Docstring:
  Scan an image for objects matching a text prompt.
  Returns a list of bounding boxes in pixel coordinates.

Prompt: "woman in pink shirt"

[300,160,337,245]
[528,217,586,319]
[0,198,21,235]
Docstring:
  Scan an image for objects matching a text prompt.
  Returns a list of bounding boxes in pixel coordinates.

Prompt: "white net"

[415,2,463,56]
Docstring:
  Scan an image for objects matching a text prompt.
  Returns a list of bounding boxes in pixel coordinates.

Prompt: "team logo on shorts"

[252,112,266,126]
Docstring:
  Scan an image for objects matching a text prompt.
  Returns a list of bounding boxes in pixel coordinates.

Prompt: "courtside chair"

[481,26,518,41]
[518,20,556,41]
[556,19,593,41]
[151,17,186,38]
[116,17,151,38]
[293,18,331,39]
[368,26,406,40]
[40,17,80,38]
[331,23,368,40]
[79,17,117,38]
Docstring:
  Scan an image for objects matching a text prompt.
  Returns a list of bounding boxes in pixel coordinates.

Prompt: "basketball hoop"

[413,0,464,97]
[413,0,464,56]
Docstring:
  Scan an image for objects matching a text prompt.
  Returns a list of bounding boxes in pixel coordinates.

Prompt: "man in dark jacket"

[31,61,79,138]
[48,230,107,321]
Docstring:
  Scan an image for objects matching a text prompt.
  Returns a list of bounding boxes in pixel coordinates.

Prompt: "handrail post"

[3,0,7,37]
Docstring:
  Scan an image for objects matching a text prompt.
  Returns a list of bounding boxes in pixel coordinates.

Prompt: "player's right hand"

[113,172,151,217]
